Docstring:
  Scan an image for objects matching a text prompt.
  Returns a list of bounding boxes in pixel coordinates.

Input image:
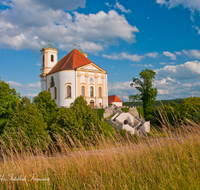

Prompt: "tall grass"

[0,112,200,189]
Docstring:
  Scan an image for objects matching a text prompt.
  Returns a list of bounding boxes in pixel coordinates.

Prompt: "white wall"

[116,113,134,124]
[113,102,122,107]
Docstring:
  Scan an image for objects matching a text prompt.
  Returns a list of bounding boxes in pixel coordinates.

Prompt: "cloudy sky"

[0,0,200,101]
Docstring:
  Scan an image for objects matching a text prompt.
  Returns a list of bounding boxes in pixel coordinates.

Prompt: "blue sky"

[0,0,200,101]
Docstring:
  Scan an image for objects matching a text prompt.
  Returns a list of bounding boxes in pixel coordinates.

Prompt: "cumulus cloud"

[0,0,138,52]
[193,25,200,34]
[33,0,86,11]
[182,49,200,59]
[163,51,177,60]
[156,0,200,12]
[102,52,144,62]
[6,81,40,90]
[144,52,158,58]
[26,93,38,97]
[115,1,131,13]
[131,64,153,67]
[155,61,200,80]
[175,51,182,56]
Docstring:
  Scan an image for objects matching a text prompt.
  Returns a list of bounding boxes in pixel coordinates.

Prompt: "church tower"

[39,42,58,91]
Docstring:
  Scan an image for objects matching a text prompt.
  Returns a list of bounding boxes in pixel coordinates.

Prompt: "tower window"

[99,87,102,98]
[67,85,71,98]
[54,87,57,99]
[50,77,55,87]
[82,86,85,97]
[90,86,94,97]
[51,55,54,62]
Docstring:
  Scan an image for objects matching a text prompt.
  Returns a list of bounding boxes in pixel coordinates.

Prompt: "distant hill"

[123,99,183,107]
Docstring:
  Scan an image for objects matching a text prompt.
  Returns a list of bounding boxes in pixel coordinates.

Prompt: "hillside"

[123,98,183,107]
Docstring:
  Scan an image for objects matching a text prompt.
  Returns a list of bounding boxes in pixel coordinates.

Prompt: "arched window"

[90,86,94,97]
[43,55,44,64]
[67,85,71,98]
[82,86,85,97]
[48,88,50,93]
[99,87,102,98]
[50,77,55,87]
[54,87,57,99]
[51,54,54,62]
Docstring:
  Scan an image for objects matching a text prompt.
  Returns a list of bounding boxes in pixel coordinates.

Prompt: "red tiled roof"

[48,49,92,74]
[108,95,123,104]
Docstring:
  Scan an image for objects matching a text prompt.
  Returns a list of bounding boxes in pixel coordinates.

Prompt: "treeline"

[0,78,109,151]
[123,99,183,107]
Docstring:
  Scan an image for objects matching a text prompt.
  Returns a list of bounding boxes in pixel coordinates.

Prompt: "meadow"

[0,117,200,190]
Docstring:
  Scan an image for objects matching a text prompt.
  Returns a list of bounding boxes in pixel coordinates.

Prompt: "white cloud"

[36,63,40,66]
[156,0,200,21]
[115,1,131,13]
[175,51,182,56]
[0,1,138,52]
[102,52,144,62]
[131,64,153,67]
[160,62,166,65]
[163,51,177,60]
[156,0,200,11]
[155,61,200,80]
[105,2,112,7]
[6,81,40,90]
[26,93,38,97]
[182,49,200,59]
[193,25,200,34]
[144,52,158,58]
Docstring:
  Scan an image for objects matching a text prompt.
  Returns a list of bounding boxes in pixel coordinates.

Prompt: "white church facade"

[39,43,108,108]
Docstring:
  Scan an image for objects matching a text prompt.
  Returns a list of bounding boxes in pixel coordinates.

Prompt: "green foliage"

[94,108,105,119]
[33,91,58,127]
[49,96,102,146]
[2,97,50,150]
[130,68,157,119]
[121,108,129,112]
[0,78,21,128]
[180,97,200,120]
[136,107,144,118]
[133,69,158,117]
[123,98,183,107]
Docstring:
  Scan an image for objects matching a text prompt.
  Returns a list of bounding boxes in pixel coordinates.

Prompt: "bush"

[94,109,105,119]
[121,108,129,112]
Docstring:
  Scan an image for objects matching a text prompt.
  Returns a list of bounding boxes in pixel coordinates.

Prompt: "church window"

[82,86,85,97]
[51,55,54,62]
[90,86,94,97]
[50,77,55,87]
[99,87,102,98]
[67,85,71,98]
[42,55,44,64]
[54,87,57,99]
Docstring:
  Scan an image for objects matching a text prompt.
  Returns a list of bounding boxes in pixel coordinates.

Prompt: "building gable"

[77,63,106,74]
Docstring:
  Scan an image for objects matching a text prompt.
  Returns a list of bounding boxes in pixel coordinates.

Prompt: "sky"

[0,0,200,102]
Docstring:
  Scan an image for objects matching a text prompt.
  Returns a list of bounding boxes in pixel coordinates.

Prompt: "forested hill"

[123,99,183,107]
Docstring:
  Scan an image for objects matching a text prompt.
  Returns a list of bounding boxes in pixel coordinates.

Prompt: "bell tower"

[40,42,58,91]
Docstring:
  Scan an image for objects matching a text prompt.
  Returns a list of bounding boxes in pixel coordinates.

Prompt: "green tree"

[179,97,200,120]
[2,97,50,150]
[0,78,21,129]
[49,96,102,146]
[33,91,58,127]
[130,68,157,119]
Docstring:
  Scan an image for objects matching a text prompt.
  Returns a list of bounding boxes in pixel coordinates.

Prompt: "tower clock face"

[89,77,94,84]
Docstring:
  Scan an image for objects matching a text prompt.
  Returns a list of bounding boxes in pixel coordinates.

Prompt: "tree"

[2,97,50,150]
[49,96,102,146]
[179,97,200,120]
[0,78,21,129]
[33,91,58,127]
[130,68,158,119]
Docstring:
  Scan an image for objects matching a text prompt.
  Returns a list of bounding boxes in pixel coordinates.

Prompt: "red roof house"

[108,95,123,107]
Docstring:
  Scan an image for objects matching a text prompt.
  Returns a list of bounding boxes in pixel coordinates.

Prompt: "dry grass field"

[0,117,200,190]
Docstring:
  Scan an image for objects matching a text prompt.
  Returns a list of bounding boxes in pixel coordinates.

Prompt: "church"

[39,43,108,108]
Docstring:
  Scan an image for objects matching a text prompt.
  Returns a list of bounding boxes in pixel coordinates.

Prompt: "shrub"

[94,109,105,119]
[121,108,129,112]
